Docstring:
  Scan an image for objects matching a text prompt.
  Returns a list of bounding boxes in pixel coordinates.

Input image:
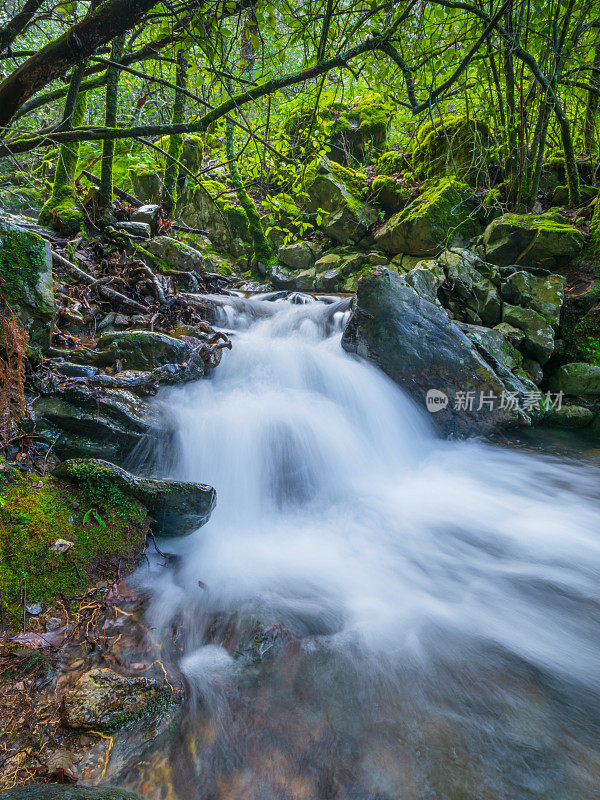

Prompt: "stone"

[502,304,555,364]
[543,404,594,428]
[412,116,493,186]
[548,363,600,396]
[493,322,525,347]
[54,458,216,536]
[339,253,365,274]
[371,175,413,212]
[482,212,585,269]
[0,217,54,346]
[373,178,473,256]
[294,268,317,292]
[97,330,191,371]
[321,204,377,244]
[277,241,319,270]
[522,358,544,384]
[314,267,341,291]
[270,264,297,289]
[365,251,389,265]
[129,169,160,203]
[0,786,148,800]
[61,668,169,731]
[341,268,533,436]
[114,221,151,238]
[501,271,565,325]
[179,179,249,257]
[314,253,342,271]
[131,203,160,228]
[144,235,207,273]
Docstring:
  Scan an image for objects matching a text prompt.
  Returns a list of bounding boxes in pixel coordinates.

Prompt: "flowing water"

[127,293,600,800]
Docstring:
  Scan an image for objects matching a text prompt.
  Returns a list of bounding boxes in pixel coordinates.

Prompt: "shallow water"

[126,293,600,800]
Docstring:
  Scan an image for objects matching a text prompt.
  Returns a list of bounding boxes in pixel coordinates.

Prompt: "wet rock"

[97,330,191,371]
[373,178,473,256]
[542,404,594,428]
[0,217,54,346]
[131,203,160,230]
[342,268,532,436]
[278,241,319,270]
[54,458,216,536]
[522,357,544,384]
[321,203,377,244]
[61,668,169,731]
[548,362,600,395]
[144,235,207,273]
[482,212,585,269]
[501,271,565,326]
[314,267,341,291]
[114,221,151,238]
[502,304,555,364]
[0,786,148,800]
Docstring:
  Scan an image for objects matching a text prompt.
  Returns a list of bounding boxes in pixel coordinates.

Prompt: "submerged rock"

[61,668,169,730]
[341,268,534,436]
[54,458,216,536]
[0,217,54,346]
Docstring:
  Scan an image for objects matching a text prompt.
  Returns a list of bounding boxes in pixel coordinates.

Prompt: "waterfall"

[133,293,600,800]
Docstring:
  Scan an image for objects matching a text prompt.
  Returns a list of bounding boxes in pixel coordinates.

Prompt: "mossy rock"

[412,116,493,187]
[0,468,149,613]
[97,330,193,371]
[552,184,597,208]
[38,194,84,236]
[61,668,170,731]
[179,179,249,257]
[500,270,565,326]
[548,362,600,395]
[54,458,216,536]
[376,150,408,175]
[373,178,474,256]
[371,175,413,213]
[542,404,594,429]
[129,169,161,203]
[143,235,207,273]
[0,218,54,346]
[482,212,585,269]
[502,303,555,364]
[155,133,204,173]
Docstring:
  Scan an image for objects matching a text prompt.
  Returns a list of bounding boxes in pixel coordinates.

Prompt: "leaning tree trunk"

[584,42,600,155]
[161,48,187,215]
[38,62,88,235]
[98,32,126,213]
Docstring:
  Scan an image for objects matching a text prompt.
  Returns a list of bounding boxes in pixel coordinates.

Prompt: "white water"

[136,293,600,799]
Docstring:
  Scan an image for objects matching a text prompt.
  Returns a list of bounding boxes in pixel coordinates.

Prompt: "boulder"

[0,217,54,346]
[179,179,249,257]
[32,385,167,464]
[144,235,207,273]
[548,363,600,396]
[373,179,473,256]
[114,221,151,239]
[501,270,565,325]
[321,203,377,244]
[542,404,594,429]
[502,304,555,364]
[482,213,585,269]
[128,170,160,203]
[54,458,216,536]
[97,330,193,371]
[341,268,534,436]
[314,267,341,291]
[412,116,493,186]
[371,175,413,213]
[278,241,319,270]
[61,668,169,730]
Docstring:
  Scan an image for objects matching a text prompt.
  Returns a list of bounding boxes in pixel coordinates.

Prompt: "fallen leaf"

[11,625,67,649]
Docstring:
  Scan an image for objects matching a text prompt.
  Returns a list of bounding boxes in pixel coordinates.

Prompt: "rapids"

[129,292,600,800]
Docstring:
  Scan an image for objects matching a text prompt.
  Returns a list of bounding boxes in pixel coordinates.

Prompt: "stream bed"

[115,293,600,800]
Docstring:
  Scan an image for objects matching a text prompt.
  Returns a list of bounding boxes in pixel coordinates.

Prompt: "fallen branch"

[80,169,142,207]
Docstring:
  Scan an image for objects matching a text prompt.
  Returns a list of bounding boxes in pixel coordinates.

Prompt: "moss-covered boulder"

[61,668,170,731]
[54,458,216,536]
[97,330,194,371]
[373,178,473,256]
[502,304,555,364]
[0,466,149,613]
[341,268,535,436]
[179,179,249,256]
[0,218,54,346]
[129,169,160,203]
[500,270,565,326]
[552,184,597,208]
[412,116,492,186]
[439,248,501,326]
[377,150,408,175]
[371,175,413,213]
[542,404,594,429]
[548,363,600,395]
[144,235,207,273]
[327,99,391,164]
[277,241,320,270]
[482,212,585,268]
[305,160,377,244]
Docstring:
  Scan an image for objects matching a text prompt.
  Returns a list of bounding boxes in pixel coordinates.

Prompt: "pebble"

[46,617,63,631]
[26,603,42,615]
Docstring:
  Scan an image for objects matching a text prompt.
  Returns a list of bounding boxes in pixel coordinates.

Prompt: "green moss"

[0,225,51,313]
[591,198,600,253]
[372,175,412,211]
[377,150,407,175]
[564,309,600,365]
[0,471,147,613]
[328,161,368,198]
[412,115,491,186]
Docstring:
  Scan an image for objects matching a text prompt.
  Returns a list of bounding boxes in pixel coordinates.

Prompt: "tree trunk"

[584,42,600,155]
[161,48,187,215]
[98,32,126,211]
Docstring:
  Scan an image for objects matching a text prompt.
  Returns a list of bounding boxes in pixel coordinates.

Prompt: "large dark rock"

[0,786,147,800]
[341,268,536,436]
[54,458,216,537]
